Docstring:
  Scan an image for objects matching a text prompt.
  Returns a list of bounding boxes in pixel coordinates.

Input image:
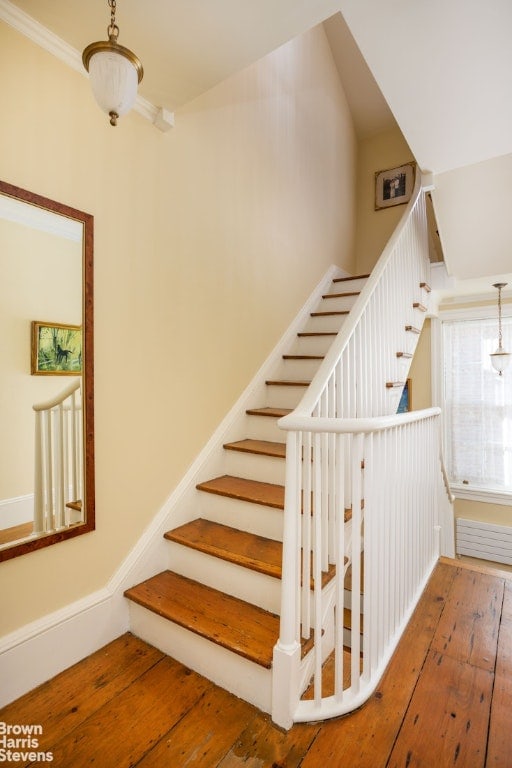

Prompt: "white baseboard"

[0,265,346,708]
[0,494,33,529]
[0,588,129,708]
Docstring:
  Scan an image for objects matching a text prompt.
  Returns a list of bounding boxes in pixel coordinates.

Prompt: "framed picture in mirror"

[31,321,82,375]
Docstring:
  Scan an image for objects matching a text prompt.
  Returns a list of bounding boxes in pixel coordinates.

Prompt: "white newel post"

[272,430,302,730]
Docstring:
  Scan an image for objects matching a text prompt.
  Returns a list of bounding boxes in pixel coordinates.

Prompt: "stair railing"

[293,171,430,421]
[33,379,83,534]
[273,173,454,728]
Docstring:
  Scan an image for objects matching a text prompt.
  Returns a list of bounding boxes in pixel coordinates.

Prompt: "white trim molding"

[0,0,174,130]
[452,484,512,507]
[0,587,129,708]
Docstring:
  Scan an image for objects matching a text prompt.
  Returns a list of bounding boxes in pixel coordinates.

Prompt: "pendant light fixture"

[490,282,511,376]
[82,0,143,126]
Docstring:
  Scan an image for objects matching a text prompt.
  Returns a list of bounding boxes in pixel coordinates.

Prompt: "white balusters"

[32,380,83,534]
[272,174,454,728]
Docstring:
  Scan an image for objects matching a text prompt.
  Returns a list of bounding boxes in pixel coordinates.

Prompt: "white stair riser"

[328,277,368,294]
[244,415,287,443]
[344,589,363,610]
[343,626,362,648]
[275,358,324,380]
[166,541,282,613]
[196,493,283,541]
[264,384,308,409]
[222,451,286,486]
[288,335,336,357]
[315,294,359,313]
[302,314,348,334]
[128,603,273,714]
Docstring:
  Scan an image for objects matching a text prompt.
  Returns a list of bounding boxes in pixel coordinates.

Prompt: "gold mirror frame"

[0,180,94,561]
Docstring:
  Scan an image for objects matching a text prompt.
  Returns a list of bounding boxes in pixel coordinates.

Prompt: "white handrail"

[33,380,84,534]
[281,406,441,434]
[33,379,81,411]
[272,173,454,728]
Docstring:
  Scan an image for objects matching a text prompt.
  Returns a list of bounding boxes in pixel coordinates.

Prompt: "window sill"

[451,484,512,506]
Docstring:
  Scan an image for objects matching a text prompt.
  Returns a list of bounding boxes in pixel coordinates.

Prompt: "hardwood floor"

[1,556,511,767]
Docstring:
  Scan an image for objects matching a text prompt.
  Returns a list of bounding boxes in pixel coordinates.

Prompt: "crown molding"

[0,0,173,130]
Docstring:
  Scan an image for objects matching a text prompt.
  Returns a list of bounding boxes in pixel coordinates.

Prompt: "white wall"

[0,21,357,635]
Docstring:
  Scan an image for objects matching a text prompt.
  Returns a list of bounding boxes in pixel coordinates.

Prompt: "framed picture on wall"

[397,378,412,413]
[375,162,416,210]
[31,321,82,375]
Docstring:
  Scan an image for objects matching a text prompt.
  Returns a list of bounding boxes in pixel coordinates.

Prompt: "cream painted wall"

[354,127,414,274]
[0,219,81,503]
[0,21,357,634]
[408,319,431,411]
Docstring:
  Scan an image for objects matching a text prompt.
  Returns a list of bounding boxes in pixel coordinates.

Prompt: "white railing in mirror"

[33,380,84,534]
[272,174,454,728]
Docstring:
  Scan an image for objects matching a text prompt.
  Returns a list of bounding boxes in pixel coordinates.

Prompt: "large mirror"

[0,180,94,561]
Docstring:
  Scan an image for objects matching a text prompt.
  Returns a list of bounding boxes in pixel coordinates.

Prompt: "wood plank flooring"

[1,557,511,767]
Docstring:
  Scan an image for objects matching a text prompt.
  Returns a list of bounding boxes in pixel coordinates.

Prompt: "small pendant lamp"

[82,0,143,126]
[490,282,511,376]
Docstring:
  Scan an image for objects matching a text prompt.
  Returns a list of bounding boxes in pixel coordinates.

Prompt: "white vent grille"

[456,518,512,566]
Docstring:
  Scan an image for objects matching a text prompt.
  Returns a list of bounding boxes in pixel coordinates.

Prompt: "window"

[440,311,512,497]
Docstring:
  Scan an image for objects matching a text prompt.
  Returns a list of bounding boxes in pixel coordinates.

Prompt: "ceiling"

[3,0,512,295]
[3,0,345,113]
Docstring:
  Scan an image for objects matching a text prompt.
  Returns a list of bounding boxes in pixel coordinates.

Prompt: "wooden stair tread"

[197,475,285,509]
[386,381,406,389]
[197,475,356,523]
[165,518,339,588]
[65,500,82,511]
[413,302,427,312]
[310,310,349,317]
[333,273,370,283]
[265,379,310,386]
[245,407,291,418]
[124,571,279,668]
[405,325,421,334]
[282,354,324,360]
[224,438,286,459]
[420,281,431,292]
[165,519,283,579]
[297,331,337,338]
[396,352,413,358]
[321,291,360,299]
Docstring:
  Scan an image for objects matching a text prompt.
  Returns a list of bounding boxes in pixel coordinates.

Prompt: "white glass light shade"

[88,49,138,119]
[490,348,511,376]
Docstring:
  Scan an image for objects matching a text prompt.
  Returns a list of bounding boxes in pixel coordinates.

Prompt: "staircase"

[124,173,454,728]
[124,272,369,714]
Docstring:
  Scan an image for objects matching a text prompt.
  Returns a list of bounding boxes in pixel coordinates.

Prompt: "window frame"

[432,303,512,507]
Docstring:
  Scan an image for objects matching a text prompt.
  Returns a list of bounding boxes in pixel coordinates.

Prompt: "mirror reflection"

[0,181,94,561]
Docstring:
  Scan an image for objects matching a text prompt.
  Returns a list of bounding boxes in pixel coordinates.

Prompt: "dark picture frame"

[375,162,416,210]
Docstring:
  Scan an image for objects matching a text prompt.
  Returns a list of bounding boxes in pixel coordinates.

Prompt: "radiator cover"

[456,518,512,566]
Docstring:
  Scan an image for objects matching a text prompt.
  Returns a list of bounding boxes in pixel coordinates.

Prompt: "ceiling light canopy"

[490,282,511,376]
[82,0,143,126]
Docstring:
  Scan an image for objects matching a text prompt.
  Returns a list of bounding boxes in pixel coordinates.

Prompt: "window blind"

[443,316,512,490]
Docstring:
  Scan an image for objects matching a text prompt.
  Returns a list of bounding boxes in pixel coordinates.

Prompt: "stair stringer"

[110,264,349,597]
